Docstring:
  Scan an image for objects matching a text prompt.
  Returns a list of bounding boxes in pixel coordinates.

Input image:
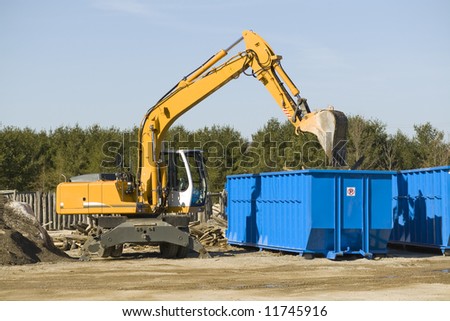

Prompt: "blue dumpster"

[226,169,394,259]
[391,165,450,254]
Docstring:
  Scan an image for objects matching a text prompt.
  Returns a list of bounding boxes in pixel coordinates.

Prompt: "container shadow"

[387,243,443,258]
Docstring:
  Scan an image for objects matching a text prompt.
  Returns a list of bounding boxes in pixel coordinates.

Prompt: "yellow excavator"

[56,30,348,259]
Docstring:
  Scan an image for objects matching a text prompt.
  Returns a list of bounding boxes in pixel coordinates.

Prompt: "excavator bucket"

[297,108,348,166]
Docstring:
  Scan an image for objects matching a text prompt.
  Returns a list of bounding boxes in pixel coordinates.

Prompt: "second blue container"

[391,165,450,254]
[226,169,394,259]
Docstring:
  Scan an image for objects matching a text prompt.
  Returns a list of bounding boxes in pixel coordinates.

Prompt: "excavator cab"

[165,150,208,213]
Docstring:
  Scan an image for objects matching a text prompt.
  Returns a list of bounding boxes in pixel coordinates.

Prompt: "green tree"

[39,125,138,190]
[346,115,388,169]
[164,125,247,192]
[0,126,47,191]
[164,125,197,151]
[412,122,449,168]
[194,125,247,191]
[1,117,448,194]
[248,118,327,173]
[382,130,416,170]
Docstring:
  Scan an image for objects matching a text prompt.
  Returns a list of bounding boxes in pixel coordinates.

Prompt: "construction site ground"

[1,241,449,301]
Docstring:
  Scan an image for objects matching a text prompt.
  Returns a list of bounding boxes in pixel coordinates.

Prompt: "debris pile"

[24,203,230,257]
[0,196,69,265]
[189,214,228,247]
[51,217,229,251]
[49,223,90,251]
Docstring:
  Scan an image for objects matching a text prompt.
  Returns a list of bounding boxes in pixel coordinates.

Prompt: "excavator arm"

[241,31,347,159]
[138,30,348,210]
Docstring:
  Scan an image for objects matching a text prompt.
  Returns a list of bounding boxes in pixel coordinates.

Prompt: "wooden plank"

[50,192,56,230]
[34,192,40,217]
[42,192,48,228]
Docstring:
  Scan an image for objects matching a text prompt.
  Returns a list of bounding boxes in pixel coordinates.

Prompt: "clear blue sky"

[1,0,449,140]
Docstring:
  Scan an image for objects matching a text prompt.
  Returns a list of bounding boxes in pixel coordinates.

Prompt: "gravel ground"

[0,244,449,301]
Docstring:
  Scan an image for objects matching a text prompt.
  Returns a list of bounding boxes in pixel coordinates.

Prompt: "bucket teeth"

[330,110,348,167]
[297,109,348,166]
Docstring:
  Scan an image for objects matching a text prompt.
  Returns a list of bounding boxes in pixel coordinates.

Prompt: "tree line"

[0,116,449,192]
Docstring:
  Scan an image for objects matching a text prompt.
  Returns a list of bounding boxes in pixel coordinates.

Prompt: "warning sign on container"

[346,187,356,197]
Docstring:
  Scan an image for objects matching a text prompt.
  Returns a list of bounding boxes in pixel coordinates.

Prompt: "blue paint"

[226,169,394,259]
[391,165,450,254]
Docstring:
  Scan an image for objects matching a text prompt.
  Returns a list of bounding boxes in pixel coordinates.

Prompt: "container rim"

[226,168,397,179]
[399,165,450,174]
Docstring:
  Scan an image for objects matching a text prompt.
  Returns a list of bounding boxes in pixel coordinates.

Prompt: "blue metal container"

[226,169,394,259]
[391,166,450,254]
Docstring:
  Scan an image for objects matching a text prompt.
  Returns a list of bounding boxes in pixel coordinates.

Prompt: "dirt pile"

[0,196,70,265]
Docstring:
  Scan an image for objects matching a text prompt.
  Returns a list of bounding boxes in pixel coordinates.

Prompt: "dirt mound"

[0,196,70,265]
